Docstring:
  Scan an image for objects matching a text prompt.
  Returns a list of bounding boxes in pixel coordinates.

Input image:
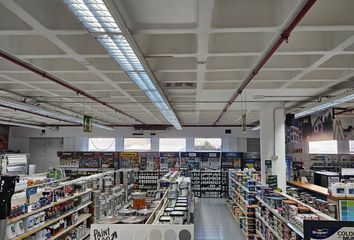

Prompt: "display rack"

[1,153,29,175]
[136,170,160,190]
[256,185,335,240]
[229,169,335,240]
[9,189,93,224]
[228,170,257,240]
[11,191,92,240]
[191,170,228,198]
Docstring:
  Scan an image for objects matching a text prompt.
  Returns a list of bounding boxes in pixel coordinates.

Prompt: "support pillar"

[260,102,286,192]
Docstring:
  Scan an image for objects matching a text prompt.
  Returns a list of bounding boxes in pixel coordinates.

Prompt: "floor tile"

[194,198,245,240]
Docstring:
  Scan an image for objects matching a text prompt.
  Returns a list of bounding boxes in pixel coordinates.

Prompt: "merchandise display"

[228,169,335,240]
[228,169,259,239]
[287,187,336,219]
[6,168,185,239]
[191,170,228,198]
[1,154,29,176]
[2,0,354,239]
[7,185,92,240]
[153,176,194,225]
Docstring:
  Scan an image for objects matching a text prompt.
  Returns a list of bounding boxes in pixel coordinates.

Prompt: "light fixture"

[295,90,354,119]
[251,125,260,131]
[0,97,114,130]
[0,119,46,130]
[41,129,46,136]
[63,0,182,130]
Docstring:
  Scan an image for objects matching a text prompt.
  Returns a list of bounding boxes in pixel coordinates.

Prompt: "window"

[88,138,115,151]
[124,138,151,151]
[309,140,338,154]
[159,138,186,152]
[350,140,354,154]
[194,138,222,151]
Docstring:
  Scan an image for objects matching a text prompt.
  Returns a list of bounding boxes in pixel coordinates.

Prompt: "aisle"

[194,198,245,240]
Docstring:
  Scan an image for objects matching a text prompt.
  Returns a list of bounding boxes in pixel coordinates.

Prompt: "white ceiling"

[0,0,354,127]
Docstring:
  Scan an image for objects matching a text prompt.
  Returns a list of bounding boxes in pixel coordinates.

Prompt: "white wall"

[29,138,63,172]
[9,126,259,153]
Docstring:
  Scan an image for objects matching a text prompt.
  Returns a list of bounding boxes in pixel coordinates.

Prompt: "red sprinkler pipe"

[213,0,317,125]
[0,49,144,124]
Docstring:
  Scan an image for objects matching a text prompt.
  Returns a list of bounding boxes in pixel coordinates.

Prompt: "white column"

[260,102,286,192]
[150,137,159,152]
[116,137,124,151]
[186,137,194,151]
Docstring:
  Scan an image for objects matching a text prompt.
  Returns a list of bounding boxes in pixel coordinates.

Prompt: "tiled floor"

[194,198,245,240]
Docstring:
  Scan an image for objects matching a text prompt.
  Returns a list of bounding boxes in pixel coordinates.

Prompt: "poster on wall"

[160,152,180,170]
[304,220,354,240]
[221,152,242,170]
[334,114,354,141]
[180,152,201,170]
[101,152,119,169]
[90,224,194,240]
[140,152,160,170]
[79,152,101,168]
[286,109,334,144]
[57,152,80,168]
[200,152,221,170]
[120,152,139,168]
[242,152,260,170]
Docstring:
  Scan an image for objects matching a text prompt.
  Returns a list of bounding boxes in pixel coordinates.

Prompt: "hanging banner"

[90,224,194,240]
[83,115,92,133]
[304,220,354,240]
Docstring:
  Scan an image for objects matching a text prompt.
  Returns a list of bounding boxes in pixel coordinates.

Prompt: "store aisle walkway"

[194,198,245,240]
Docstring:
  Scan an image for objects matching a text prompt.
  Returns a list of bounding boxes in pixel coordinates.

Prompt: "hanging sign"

[83,115,92,133]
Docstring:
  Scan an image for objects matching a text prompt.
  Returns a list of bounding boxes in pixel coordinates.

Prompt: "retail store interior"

[1,0,354,240]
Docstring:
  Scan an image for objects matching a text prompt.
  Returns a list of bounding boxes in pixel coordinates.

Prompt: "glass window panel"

[159,138,186,152]
[88,138,115,151]
[124,138,151,151]
[309,140,338,154]
[194,138,222,151]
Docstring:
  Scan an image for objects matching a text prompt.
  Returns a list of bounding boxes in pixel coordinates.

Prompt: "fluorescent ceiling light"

[64,0,182,130]
[64,0,121,33]
[0,97,114,130]
[295,90,354,119]
[0,120,46,130]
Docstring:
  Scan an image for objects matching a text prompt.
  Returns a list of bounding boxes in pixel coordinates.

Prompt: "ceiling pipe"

[43,124,258,128]
[0,49,143,124]
[213,0,317,125]
[0,104,81,125]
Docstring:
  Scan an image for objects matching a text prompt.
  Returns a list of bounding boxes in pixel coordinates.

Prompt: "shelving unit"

[9,189,92,224]
[255,196,304,238]
[192,170,228,198]
[14,177,70,193]
[137,170,160,190]
[229,170,257,240]
[15,201,92,240]
[255,213,282,240]
[255,188,336,240]
[48,213,91,240]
